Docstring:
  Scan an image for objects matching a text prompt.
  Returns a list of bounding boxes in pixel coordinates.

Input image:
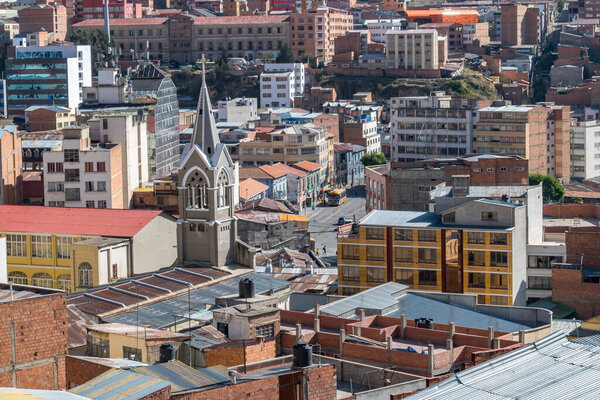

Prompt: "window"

[85,181,94,192]
[102,119,108,129]
[468,250,486,266]
[528,255,560,268]
[395,269,413,284]
[482,211,498,221]
[418,248,437,264]
[366,267,385,283]
[8,271,28,285]
[87,336,109,358]
[418,230,436,242]
[490,274,508,289]
[489,295,509,305]
[31,235,51,258]
[97,162,106,172]
[56,236,74,259]
[366,227,384,240]
[86,200,95,208]
[394,247,413,262]
[78,262,92,287]
[256,324,275,338]
[47,162,63,173]
[528,276,552,290]
[468,232,485,244]
[65,169,80,182]
[64,149,79,162]
[85,162,94,172]
[490,233,507,245]
[468,272,486,288]
[98,200,107,208]
[418,270,437,286]
[342,266,360,281]
[216,322,229,336]
[97,181,106,192]
[366,246,385,261]
[490,251,508,267]
[341,245,359,260]
[47,182,64,192]
[342,287,360,296]
[123,346,141,361]
[6,234,27,257]
[395,229,412,241]
[443,212,455,223]
[65,188,80,201]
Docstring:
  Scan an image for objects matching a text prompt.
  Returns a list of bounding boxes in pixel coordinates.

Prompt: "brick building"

[0,126,22,205]
[365,163,391,212]
[404,9,479,25]
[80,0,142,20]
[18,4,68,42]
[0,283,67,390]
[420,23,463,54]
[500,3,542,47]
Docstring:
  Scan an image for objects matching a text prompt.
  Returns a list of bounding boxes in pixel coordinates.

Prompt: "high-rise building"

[17,3,68,41]
[0,125,22,205]
[6,44,92,117]
[80,0,142,20]
[570,120,600,180]
[260,63,305,108]
[386,29,439,70]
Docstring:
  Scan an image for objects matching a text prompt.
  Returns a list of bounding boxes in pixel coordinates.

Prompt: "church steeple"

[191,54,220,158]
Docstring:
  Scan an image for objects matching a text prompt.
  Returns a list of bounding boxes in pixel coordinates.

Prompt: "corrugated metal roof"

[69,368,171,400]
[68,356,148,369]
[0,388,90,399]
[135,362,229,392]
[432,185,531,199]
[359,210,441,228]
[407,332,600,400]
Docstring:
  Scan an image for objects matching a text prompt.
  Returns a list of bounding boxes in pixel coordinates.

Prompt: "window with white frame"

[56,236,75,259]
[6,234,27,257]
[31,235,52,258]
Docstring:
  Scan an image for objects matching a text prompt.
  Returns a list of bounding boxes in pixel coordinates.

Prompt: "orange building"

[404,9,479,25]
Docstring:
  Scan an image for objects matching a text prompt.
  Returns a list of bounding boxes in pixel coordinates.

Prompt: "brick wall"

[140,385,171,400]
[566,231,600,266]
[0,291,67,390]
[305,364,336,400]
[172,375,279,400]
[204,338,277,367]
[552,267,600,318]
[65,356,111,389]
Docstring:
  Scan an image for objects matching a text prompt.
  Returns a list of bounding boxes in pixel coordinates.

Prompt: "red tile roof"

[255,126,277,133]
[333,142,355,152]
[272,163,307,177]
[0,205,165,237]
[239,179,269,200]
[259,165,288,179]
[294,160,322,172]
[239,167,271,180]
[73,18,168,27]
[192,15,290,25]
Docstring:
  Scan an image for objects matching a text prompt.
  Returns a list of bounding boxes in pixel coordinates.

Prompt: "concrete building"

[364,19,404,43]
[290,7,354,64]
[571,120,600,180]
[80,0,141,20]
[17,3,67,42]
[260,71,295,108]
[6,44,92,117]
[0,125,22,205]
[264,63,305,95]
[389,92,487,163]
[365,163,391,212]
[239,165,288,199]
[25,105,75,131]
[337,199,529,306]
[551,64,584,88]
[217,97,257,122]
[43,126,124,209]
[333,142,365,186]
[87,114,148,207]
[386,29,439,70]
[1,206,177,291]
[462,22,490,46]
[236,212,309,251]
[500,3,543,46]
[420,22,463,53]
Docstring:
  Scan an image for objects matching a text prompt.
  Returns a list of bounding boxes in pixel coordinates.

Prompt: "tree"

[299,53,318,68]
[69,30,113,73]
[215,49,232,71]
[276,44,295,63]
[529,173,565,203]
[360,152,387,167]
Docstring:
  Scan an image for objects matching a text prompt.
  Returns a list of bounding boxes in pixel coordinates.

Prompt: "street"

[306,185,367,267]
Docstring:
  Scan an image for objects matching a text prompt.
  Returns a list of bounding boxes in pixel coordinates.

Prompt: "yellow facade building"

[337,199,528,306]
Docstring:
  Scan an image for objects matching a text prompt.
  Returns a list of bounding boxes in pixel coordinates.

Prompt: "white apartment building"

[386,29,439,70]
[364,19,404,43]
[389,92,480,162]
[217,97,258,122]
[6,43,91,116]
[571,120,600,180]
[260,71,294,108]
[43,126,123,209]
[87,113,148,207]
[264,63,305,94]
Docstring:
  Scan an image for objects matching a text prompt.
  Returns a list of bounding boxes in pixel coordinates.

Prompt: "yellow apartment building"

[337,199,528,306]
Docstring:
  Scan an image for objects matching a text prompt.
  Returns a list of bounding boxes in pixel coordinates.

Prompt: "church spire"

[191,54,219,157]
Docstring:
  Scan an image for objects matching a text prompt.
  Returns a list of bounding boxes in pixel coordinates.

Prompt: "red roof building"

[240,178,269,201]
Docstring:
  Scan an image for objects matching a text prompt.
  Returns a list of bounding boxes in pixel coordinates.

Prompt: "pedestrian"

[316,248,319,256]
[323,245,327,255]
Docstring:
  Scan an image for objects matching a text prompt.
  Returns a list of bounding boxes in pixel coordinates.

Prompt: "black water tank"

[239,278,255,298]
[293,342,313,368]
[415,318,433,329]
[159,343,175,363]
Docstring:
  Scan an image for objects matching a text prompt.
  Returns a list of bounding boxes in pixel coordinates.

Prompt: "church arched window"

[186,169,208,209]
[217,169,230,208]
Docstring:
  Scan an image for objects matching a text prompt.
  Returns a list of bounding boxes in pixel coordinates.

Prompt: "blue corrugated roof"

[70,369,170,400]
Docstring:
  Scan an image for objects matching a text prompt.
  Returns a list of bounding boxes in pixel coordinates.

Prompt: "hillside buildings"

[386,29,440,70]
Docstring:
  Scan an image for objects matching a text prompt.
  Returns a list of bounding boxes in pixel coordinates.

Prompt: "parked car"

[337,217,353,225]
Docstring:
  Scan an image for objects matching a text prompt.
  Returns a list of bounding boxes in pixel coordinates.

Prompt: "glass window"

[85,162,94,172]
[64,149,79,162]
[468,272,486,288]
[468,232,485,244]
[490,251,508,267]
[366,246,385,261]
[528,276,552,289]
[482,211,498,221]
[342,287,360,296]
[8,271,28,285]
[491,274,508,289]
[342,266,360,281]
[395,229,412,241]
[56,236,74,259]
[123,346,141,361]
[85,181,94,192]
[418,270,437,286]
[418,248,436,264]
[395,269,413,284]
[256,324,275,338]
[528,255,560,268]
[6,234,27,257]
[489,296,509,305]
[341,245,359,260]
[366,227,384,240]
[97,181,107,192]
[78,262,92,287]
[490,233,508,245]
[418,230,436,242]
[366,267,385,283]
[394,247,413,262]
[65,188,80,201]
[97,162,106,172]
[31,272,53,288]
[87,336,109,357]
[468,250,486,266]
[65,169,80,182]
[31,235,51,258]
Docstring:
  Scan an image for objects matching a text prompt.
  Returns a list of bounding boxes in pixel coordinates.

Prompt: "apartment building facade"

[17,4,68,41]
[337,200,527,306]
[0,125,22,205]
[260,71,295,108]
[290,7,354,64]
[6,44,92,117]
[80,0,142,20]
[43,126,123,209]
[25,106,76,131]
[570,119,600,180]
[386,29,439,70]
